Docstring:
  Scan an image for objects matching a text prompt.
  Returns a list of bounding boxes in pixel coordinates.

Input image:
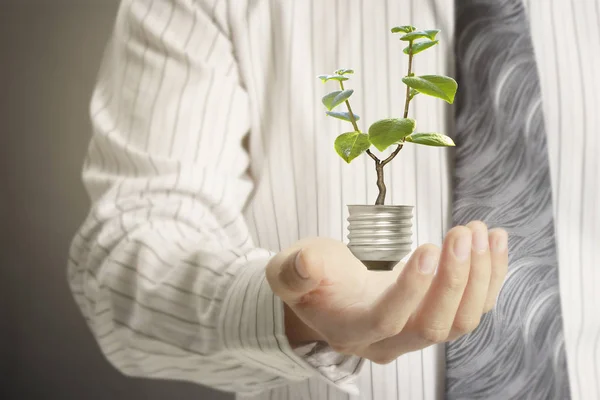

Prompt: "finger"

[266,248,324,305]
[482,228,509,312]
[413,226,472,343]
[366,244,440,342]
[448,221,492,339]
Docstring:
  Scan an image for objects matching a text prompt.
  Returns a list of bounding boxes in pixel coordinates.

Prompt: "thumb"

[267,248,324,305]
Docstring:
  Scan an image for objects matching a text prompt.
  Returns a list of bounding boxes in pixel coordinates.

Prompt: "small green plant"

[317,25,457,205]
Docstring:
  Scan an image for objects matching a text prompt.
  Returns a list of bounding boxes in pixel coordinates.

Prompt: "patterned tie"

[447,0,571,398]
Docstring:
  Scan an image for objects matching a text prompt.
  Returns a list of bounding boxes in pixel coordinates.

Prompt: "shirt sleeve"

[67,0,362,395]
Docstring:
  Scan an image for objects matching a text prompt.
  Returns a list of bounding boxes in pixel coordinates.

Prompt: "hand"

[265,222,508,364]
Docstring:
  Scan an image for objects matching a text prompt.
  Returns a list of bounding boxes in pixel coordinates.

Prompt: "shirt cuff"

[219,255,317,381]
[295,341,365,395]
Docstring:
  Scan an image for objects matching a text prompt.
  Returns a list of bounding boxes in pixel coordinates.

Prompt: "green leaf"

[368,118,416,152]
[405,133,455,147]
[321,90,354,111]
[403,40,439,55]
[402,75,458,103]
[326,111,360,122]
[391,25,416,34]
[334,132,371,163]
[317,74,349,82]
[335,68,355,75]
[400,29,440,41]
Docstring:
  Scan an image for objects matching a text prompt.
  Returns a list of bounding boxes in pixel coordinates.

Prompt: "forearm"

[68,177,313,392]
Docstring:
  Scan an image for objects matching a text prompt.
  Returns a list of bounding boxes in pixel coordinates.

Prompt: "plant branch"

[366,149,380,163]
[402,41,415,119]
[375,41,415,177]
[381,144,403,167]
[339,81,360,133]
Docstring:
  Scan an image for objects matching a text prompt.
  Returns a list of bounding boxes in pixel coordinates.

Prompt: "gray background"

[1,1,231,399]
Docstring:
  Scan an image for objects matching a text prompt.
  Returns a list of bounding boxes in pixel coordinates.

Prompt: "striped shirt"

[67,0,600,399]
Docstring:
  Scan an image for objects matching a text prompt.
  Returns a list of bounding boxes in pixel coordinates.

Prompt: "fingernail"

[473,226,489,253]
[294,250,310,279]
[454,232,472,261]
[419,250,439,274]
[492,231,508,253]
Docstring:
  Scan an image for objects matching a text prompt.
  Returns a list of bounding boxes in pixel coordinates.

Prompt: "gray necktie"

[447,0,571,398]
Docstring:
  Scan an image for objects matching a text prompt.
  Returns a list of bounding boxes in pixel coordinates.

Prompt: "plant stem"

[372,41,415,205]
[373,142,404,205]
[402,44,415,119]
[340,80,386,201]
[339,81,361,133]
[375,162,386,205]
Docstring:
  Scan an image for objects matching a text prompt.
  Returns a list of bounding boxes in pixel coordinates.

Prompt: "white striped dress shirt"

[67,0,600,399]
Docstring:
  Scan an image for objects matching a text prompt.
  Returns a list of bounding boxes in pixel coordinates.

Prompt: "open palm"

[266,223,508,363]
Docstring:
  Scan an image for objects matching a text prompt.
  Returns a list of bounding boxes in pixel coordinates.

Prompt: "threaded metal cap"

[347,205,414,270]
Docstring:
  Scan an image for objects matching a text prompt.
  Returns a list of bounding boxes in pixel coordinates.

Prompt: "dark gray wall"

[1,1,231,399]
